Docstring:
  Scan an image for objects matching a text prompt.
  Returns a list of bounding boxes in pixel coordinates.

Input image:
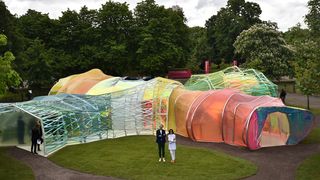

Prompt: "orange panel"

[189,89,238,142]
[174,90,203,137]
[222,93,257,145]
[186,92,211,140]
[57,69,112,94]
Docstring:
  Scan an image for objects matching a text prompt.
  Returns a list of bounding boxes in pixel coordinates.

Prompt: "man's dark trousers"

[158,142,165,158]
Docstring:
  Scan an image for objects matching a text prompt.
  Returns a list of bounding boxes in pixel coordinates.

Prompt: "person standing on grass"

[168,129,176,163]
[156,124,166,162]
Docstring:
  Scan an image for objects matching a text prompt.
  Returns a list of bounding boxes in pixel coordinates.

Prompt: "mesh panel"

[185,66,278,97]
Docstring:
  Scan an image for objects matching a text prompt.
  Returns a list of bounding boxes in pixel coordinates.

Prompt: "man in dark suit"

[31,122,41,154]
[156,124,166,162]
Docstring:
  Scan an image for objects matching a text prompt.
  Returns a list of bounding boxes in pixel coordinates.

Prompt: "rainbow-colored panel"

[0,67,315,156]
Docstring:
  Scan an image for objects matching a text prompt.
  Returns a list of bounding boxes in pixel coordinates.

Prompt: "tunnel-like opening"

[259,112,290,147]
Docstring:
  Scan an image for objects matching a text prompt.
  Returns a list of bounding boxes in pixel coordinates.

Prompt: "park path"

[8,147,120,180]
[286,93,320,109]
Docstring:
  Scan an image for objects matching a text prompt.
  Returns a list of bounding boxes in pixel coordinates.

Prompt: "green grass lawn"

[49,136,257,180]
[287,104,320,116]
[296,153,320,180]
[0,147,34,180]
[296,105,320,179]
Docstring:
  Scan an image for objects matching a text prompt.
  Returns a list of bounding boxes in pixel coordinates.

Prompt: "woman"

[36,120,43,151]
[167,129,176,163]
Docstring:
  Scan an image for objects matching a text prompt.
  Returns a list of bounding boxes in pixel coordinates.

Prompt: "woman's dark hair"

[169,129,174,134]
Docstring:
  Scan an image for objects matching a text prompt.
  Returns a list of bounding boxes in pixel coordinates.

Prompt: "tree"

[134,0,190,76]
[186,27,211,73]
[0,1,24,55]
[234,24,293,80]
[0,34,21,94]
[292,40,320,109]
[17,9,57,47]
[206,0,262,64]
[17,38,53,88]
[54,7,100,75]
[305,0,320,36]
[96,1,134,75]
[284,24,311,44]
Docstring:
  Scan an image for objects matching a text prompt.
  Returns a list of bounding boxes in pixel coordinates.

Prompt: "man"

[31,122,41,154]
[156,124,166,162]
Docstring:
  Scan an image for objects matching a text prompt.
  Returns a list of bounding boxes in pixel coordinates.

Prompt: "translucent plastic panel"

[174,91,203,137]
[168,87,187,132]
[50,69,112,95]
[185,66,278,97]
[188,89,237,142]
[0,110,38,146]
[86,77,121,95]
[256,107,314,146]
[222,93,256,145]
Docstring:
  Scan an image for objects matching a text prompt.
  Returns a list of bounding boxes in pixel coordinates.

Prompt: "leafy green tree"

[0,34,21,94]
[18,38,53,88]
[96,1,134,75]
[0,1,24,54]
[292,40,320,109]
[135,0,189,76]
[186,27,211,73]
[305,0,320,36]
[57,7,98,52]
[17,9,57,47]
[206,0,262,64]
[15,9,59,81]
[234,24,293,80]
[54,7,100,75]
[284,24,311,44]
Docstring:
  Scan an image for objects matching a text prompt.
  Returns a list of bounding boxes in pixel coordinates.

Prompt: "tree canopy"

[206,0,262,64]
[135,0,189,76]
[0,0,319,97]
[305,0,320,36]
[0,34,21,94]
[234,24,293,80]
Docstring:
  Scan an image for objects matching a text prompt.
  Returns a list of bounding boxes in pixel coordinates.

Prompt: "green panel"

[185,66,278,97]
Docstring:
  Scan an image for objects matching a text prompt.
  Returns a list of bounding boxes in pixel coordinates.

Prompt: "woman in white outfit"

[167,129,176,163]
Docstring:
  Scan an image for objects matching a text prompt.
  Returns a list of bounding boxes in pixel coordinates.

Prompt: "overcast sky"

[2,0,310,31]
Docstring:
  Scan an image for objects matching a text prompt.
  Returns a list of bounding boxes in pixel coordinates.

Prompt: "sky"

[2,0,310,31]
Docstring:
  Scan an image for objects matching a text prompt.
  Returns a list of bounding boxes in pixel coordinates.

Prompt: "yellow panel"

[168,87,188,131]
[86,77,121,95]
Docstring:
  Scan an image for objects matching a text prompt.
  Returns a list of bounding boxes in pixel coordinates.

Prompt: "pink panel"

[247,111,260,150]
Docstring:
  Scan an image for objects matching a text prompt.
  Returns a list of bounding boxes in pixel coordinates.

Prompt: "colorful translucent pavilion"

[0,67,315,155]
